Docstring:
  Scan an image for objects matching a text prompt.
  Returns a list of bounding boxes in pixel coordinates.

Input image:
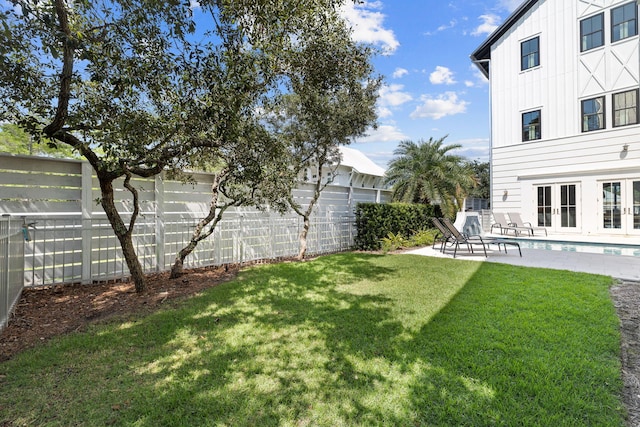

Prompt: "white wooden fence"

[0,216,24,332]
[0,154,391,287]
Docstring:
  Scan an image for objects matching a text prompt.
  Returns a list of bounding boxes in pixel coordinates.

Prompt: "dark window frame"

[522,110,541,142]
[612,2,638,43]
[581,96,606,132]
[521,36,540,71]
[613,88,639,127]
[580,12,605,52]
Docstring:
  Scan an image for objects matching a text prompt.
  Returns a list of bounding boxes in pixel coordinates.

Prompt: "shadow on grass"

[0,253,625,426]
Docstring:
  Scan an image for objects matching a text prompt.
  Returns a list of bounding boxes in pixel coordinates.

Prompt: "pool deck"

[406,234,640,281]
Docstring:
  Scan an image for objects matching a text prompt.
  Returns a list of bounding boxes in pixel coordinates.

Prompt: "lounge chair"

[491,212,529,236]
[508,212,547,236]
[441,217,489,258]
[431,217,455,252]
[442,217,522,258]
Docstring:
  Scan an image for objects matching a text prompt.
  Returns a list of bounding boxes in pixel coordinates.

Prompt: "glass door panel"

[602,182,622,229]
[537,186,552,227]
[632,181,640,230]
[560,184,577,228]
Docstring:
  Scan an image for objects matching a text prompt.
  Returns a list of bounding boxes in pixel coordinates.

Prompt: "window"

[521,37,539,70]
[612,2,638,42]
[581,96,605,132]
[613,89,639,127]
[580,13,604,52]
[522,110,541,141]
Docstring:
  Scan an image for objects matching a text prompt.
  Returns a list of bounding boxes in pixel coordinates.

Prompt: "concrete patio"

[406,242,640,282]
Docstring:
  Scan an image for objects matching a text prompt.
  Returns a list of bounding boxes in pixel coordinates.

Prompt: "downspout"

[471,58,492,210]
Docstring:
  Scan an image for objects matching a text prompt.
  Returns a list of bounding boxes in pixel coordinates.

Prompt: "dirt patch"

[1,265,640,425]
[0,264,239,362]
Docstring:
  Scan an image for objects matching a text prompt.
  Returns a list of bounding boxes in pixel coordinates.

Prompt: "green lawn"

[0,253,625,426]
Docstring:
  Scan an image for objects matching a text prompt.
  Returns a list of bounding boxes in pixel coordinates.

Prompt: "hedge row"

[353,202,442,251]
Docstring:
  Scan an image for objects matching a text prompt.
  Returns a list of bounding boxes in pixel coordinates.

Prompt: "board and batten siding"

[486,0,640,236]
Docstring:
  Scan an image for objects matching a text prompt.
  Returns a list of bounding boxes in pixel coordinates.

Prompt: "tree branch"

[122,167,139,235]
[43,0,74,137]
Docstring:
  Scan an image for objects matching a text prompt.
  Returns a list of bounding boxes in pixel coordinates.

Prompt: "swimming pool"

[497,238,640,258]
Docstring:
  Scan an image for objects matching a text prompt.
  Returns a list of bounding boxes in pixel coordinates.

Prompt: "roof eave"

[470,0,542,79]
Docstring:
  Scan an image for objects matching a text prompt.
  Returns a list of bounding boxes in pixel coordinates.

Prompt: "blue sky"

[2,0,522,168]
[339,0,524,167]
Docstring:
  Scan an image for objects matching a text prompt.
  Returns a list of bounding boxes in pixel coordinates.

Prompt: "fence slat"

[0,216,25,332]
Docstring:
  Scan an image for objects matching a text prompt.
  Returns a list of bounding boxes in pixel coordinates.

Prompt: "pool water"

[500,239,640,258]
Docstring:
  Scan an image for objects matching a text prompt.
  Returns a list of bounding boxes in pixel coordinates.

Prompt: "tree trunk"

[170,171,228,278]
[296,214,310,260]
[99,178,147,292]
[170,237,202,278]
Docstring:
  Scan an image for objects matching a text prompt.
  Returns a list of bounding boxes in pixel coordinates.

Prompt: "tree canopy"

[0,123,77,158]
[1,0,372,291]
[269,15,380,259]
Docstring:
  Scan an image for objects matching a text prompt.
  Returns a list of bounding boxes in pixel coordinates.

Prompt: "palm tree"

[384,136,477,217]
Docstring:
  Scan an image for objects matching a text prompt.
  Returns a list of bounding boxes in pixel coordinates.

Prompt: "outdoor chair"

[440,217,489,258]
[491,212,529,236]
[442,217,522,258]
[508,212,547,236]
[431,217,454,252]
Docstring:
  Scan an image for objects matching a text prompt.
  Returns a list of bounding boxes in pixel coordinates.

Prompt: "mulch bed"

[1,264,639,425]
[0,264,239,362]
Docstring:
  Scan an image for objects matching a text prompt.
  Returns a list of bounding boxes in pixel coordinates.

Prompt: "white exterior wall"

[489,0,640,238]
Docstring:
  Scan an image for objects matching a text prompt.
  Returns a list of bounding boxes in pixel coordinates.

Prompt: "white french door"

[601,179,640,234]
[535,183,581,233]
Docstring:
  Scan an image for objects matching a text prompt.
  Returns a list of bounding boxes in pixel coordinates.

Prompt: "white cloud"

[392,67,408,79]
[356,125,409,143]
[452,138,490,161]
[464,65,489,87]
[429,66,456,85]
[472,14,501,36]
[410,92,469,120]
[425,19,458,36]
[339,1,399,54]
[378,84,413,107]
[377,106,393,118]
[437,19,457,32]
[498,0,524,13]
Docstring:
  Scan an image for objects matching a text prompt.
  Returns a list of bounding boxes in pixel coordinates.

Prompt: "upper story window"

[612,2,638,42]
[581,13,604,52]
[522,110,541,142]
[581,96,605,132]
[521,37,540,70]
[613,89,639,127]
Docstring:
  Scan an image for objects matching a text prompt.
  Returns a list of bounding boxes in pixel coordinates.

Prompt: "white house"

[471,0,640,238]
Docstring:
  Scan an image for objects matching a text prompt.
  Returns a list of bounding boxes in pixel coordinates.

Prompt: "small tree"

[273,17,380,260]
[169,4,367,275]
[385,137,477,218]
[169,124,292,278]
[468,160,490,200]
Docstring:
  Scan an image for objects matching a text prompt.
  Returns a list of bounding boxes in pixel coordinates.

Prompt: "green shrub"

[380,232,409,253]
[354,202,441,250]
[409,229,438,247]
